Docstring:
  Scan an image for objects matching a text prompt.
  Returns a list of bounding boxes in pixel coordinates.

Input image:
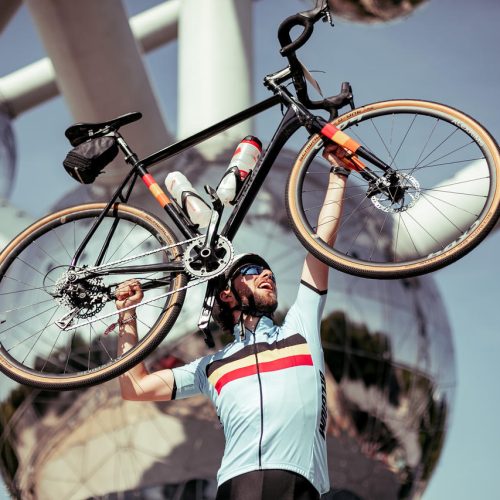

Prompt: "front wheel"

[286,100,500,279]
[0,203,187,390]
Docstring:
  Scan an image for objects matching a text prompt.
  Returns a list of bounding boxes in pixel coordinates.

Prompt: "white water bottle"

[216,136,262,206]
[165,172,212,228]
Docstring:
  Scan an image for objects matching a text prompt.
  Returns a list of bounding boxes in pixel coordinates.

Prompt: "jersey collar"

[232,315,276,342]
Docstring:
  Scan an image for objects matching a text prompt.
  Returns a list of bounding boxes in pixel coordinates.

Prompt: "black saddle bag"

[63,136,119,184]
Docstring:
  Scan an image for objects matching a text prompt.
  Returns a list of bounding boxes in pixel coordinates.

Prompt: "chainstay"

[61,275,211,331]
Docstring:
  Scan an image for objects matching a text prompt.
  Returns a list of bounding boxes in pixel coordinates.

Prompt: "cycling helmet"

[220,253,272,289]
[212,253,274,332]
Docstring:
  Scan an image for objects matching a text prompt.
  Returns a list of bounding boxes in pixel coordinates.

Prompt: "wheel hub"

[370,172,420,213]
[52,268,108,318]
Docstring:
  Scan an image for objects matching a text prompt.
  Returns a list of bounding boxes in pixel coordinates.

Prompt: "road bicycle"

[0,0,498,390]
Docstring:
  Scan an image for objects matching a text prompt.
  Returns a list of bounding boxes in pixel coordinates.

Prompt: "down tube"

[222,107,303,241]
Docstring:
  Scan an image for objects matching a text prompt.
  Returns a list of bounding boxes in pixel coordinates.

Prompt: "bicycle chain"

[62,274,211,331]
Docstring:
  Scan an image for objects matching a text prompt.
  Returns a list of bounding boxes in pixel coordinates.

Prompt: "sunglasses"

[234,264,276,283]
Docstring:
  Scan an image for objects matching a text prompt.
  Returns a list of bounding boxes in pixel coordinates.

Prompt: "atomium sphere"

[325,0,429,23]
[0,148,455,499]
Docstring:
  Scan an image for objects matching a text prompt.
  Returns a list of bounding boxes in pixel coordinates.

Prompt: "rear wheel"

[0,203,187,390]
[286,100,500,278]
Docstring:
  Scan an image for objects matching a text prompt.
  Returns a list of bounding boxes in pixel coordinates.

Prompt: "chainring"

[183,236,234,279]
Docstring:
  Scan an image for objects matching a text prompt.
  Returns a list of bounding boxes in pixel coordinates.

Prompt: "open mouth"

[258,282,274,291]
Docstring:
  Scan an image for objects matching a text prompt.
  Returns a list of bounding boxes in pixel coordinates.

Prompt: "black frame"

[71,89,317,276]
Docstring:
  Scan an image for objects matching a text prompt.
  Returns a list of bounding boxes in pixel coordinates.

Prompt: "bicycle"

[0,0,498,390]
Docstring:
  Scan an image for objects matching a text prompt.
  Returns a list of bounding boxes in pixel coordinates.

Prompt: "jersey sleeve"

[171,356,208,400]
[283,281,327,360]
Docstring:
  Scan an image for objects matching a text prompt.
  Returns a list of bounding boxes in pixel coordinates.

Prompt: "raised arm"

[301,144,350,291]
[116,280,176,401]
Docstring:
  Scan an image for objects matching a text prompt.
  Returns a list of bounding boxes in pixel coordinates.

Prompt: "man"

[115,144,351,499]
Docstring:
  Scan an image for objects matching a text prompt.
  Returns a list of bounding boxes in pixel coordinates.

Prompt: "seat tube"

[136,164,199,240]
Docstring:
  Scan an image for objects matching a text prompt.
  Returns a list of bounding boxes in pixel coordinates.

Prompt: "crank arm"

[198,281,217,348]
[202,185,224,252]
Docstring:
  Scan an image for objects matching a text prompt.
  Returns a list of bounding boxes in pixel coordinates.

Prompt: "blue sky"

[1,0,499,499]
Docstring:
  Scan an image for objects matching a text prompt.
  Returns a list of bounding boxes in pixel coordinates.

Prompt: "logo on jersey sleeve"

[206,334,313,394]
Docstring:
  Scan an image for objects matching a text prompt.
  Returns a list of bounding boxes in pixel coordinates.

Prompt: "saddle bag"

[63,136,119,184]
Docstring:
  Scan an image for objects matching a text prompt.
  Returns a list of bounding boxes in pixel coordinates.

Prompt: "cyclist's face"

[233,265,278,313]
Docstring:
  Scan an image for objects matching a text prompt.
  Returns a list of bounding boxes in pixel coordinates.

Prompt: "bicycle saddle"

[65,111,143,146]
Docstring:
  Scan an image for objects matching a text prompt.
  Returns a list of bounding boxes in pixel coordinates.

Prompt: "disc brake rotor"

[370,173,420,213]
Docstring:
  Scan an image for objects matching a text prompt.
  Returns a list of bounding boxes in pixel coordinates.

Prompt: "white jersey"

[172,282,329,494]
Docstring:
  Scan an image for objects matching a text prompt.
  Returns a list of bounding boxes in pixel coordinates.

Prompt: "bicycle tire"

[286,100,500,279]
[0,203,187,390]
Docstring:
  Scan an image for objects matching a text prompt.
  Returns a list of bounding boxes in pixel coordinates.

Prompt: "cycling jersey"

[172,282,329,495]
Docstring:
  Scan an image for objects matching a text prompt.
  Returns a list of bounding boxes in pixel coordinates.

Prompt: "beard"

[241,288,278,315]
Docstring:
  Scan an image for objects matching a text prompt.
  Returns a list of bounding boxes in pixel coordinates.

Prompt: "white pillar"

[178,0,253,161]
[25,0,176,185]
[0,1,181,119]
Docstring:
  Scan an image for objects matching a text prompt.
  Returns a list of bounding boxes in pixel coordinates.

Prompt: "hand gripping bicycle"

[0,0,498,389]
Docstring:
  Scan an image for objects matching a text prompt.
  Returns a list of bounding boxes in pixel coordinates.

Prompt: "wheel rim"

[292,101,499,275]
[0,206,184,384]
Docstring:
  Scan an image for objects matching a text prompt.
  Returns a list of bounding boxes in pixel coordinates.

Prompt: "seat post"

[114,132,140,167]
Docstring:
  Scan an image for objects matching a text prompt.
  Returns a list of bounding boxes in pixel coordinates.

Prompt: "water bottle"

[165,172,212,228]
[216,136,262,206]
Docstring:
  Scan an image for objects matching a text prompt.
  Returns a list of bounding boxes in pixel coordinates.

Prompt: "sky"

[0,0,499,499]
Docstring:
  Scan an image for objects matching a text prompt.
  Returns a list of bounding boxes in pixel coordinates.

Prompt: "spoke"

[400,216,420,258]
[96,330,114,361]
[421,156,484,168]
[420,188,486,198]
[393,213,402,262]
[102,222,138,264]
[303,191,367,213]
[0,284,55,297]
[394,157,485,173]
[420,191,480,217]
[1,274,56,293]
[419,193,464,234]
[63,330,77,374]
[368,211,390,261]
[370,118,398,167]
[1,297,55,315]
[412,127,459,170]
[53,225,74,261]
[389,113,418,168]
[40,308,66,371]
[31,239,67,268]
[419,176,489,190]
[404,210,444,250]
[15,257,55,282]
[22,309,63,364]
[88,326,92,370]
[7,308,60,354]
[414,117,440,168]
[0,303,59,336]
[414,140,476,173]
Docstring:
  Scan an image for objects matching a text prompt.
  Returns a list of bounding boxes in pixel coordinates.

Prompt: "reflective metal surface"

[327,0,429,23]
[0,151,455,499]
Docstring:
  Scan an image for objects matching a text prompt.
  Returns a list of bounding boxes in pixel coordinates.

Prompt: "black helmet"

[212,253,274,332]
[218,253,272,291]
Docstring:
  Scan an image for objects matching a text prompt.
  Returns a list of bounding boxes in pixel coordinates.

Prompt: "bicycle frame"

[71,69,396,281]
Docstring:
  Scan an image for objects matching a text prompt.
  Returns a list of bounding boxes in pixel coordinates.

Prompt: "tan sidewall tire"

[0,203,187,390]
[286,100,500,278]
